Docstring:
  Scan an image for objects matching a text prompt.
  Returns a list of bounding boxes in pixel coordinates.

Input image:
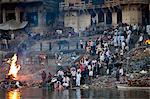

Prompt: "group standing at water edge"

[41,23,149,90]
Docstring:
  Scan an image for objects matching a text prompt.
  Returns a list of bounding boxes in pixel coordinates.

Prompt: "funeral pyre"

[0,54,24,90]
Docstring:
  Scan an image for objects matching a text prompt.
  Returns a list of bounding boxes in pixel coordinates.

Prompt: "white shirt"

[126,34,131,44]
[127,30,132,35]
[114,36,118,46]
[88,65,91,70]
[114,36,117,43]
[120,50,124,56]
[80,40,83,44]
[91,60,97,64]
[121,36,125,43]
[58,70,64,77]
[126,26,130,30]
[117,36,121,46]
[100,54,105,61]
[89,71,93,76]
[84,60,89,66]
[119,68,124,76]
[76,73,81,79]
[133,25,137,30]
[121,42,126,50]
[104,43,108,47]
[139,36,143,42]
[77,69,81,73]
[71,70,76,76]
[63,77,70,84]
[106,50,110,57]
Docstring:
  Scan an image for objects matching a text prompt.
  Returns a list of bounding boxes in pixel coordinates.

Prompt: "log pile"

[128,47,150,61]
[0,75,26,90]
[128,78,150,87]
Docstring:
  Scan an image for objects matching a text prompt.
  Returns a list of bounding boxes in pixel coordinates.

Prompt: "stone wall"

[78,14,91,31]
[122,5,142,25]
[25,4,48,34]
[112,12,117,26]
[64,12,91,33]
[64,12,79,32]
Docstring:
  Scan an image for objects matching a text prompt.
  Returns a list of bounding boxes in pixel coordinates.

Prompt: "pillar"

[77,12,80,36]
[40,42,42,51]
[2,9,6,22]
[112,12,117,26]
[38,7,46,26]
[104,13,107,25]
[94,13,98,24]
[15,7,20,22]
[0,5,1,23]
[37,6,47,34]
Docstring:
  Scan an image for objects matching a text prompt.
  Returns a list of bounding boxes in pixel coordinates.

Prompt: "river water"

[0,88,149,99]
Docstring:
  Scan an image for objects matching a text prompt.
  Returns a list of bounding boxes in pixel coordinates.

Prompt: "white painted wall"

[64,12,78,32]
[122,5,142,25]
[112,12,117,26]
[64,12,91,32]
[79,14,91,31]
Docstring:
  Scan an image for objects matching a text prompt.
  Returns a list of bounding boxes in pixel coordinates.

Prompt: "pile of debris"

[125,47,150,71]
[127,70,150,87]
[129,47,150,61]
[90,76,117,88]
[128,78,150,87]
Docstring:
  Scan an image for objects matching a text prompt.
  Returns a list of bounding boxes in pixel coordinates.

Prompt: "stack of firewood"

[128,78,150,87]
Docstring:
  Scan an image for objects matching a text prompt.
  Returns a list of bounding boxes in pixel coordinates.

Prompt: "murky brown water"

[0,88,149,99]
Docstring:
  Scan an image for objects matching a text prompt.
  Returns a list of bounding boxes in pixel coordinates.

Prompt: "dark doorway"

[142,4,149,25]
[117,9,122,24]
[20,12,24,22]
[106,11,112,24]
[6,13,15,21]
[98,11,104,23]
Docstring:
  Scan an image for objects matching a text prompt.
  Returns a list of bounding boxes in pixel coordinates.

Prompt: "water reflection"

[42,89,46,99]
[7,89,21,99]
[76,88,81,99]
[2,88,149,99]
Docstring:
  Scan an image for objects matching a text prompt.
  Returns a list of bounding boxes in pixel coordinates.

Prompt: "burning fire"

[7,54,21,80]
[7,90,21,99]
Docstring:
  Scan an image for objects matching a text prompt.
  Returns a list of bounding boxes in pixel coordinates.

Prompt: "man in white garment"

[76,72,81,87]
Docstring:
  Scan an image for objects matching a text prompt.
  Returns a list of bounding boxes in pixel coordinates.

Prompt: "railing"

[59,0,149,11]
[105,0,148,4]
[121,0,148,4]
[59,1,84,11]
[59,1,103,11]
[0,0,43,3]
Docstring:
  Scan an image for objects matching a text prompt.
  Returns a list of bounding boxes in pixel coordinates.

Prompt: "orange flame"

[7,90,21,99]
[7,54,20,80]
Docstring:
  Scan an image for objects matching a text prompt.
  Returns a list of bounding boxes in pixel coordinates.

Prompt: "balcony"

[105,0,149,5]
[0,0,43,3]
[121,0,148,4]
[59,1,102,11]
[59,0,149,11]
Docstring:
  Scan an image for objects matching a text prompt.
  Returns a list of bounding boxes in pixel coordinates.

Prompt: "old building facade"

[60,0,150,32]
[0,0,60,33]
[0,0,149,33]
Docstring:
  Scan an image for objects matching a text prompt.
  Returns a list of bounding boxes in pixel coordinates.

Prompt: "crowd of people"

[41,23,149,90]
